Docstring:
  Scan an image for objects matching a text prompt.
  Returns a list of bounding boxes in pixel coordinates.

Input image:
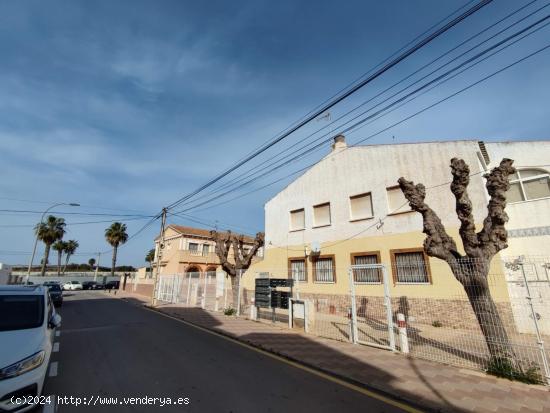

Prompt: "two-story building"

[153,225,263,275]
[246,136,550,331]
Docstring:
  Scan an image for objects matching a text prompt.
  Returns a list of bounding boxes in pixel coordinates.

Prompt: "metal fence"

[154,255,550,385]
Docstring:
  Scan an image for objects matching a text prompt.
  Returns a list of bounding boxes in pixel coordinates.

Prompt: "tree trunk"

[462,278,516,362]
[41,244,51,277]
[57,251,62,275]
[62,254,71,274]
[230,272,240,309]
[451,261,519,368]
[111,246,118,277]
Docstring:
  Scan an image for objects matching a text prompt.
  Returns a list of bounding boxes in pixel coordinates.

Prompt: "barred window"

[392,250,430,283]
[289,259,306,282]
[352,253,381,283]
[313,257,335,283]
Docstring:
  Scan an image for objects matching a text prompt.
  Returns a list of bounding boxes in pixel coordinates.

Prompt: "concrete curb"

[144,305,435,413]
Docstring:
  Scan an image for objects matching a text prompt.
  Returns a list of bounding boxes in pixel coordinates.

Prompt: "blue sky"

[0,0,549,267]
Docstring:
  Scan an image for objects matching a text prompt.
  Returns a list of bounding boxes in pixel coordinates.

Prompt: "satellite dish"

[311,241,321,254]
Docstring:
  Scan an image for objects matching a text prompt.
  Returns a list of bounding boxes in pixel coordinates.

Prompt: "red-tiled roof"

[162,225,256,243]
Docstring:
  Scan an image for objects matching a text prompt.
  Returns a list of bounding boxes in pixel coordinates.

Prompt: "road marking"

[53,342,60,352]
[49,362,58,377]
[145,307,422,413]
[55,330,60,337]
[42,395,57,413]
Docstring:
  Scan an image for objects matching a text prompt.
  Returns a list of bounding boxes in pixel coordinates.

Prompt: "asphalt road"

[42,290,409,412]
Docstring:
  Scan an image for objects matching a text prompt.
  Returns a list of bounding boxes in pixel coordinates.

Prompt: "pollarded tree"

[35,215,66,276]
[210,230,264,308]
[105,222,128,277]
[398,158,535,379]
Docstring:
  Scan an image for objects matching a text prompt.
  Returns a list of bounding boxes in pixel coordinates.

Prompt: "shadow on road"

[158,305,466,413]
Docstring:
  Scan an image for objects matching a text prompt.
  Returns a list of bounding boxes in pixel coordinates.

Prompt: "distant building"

[153,225,263,275]
[0,263,12,284]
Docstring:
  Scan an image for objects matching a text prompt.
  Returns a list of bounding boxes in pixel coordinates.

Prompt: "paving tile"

[118,293,550,413]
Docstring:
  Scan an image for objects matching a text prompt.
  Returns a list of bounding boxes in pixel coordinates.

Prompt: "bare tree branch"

[450,158,479,256]
[210,230,265,276]
[398,178,461,262]
[477,158,516,258]
[211,230,236,276]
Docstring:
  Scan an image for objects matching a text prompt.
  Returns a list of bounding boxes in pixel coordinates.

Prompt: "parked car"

[0,285,61,412]
[93,283,105,290]
[82,281,97,290]
[104,281,120,290]
[62,281,83,291]
[42,282,63,307]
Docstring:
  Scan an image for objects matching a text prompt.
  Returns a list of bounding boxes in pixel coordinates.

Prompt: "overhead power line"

[173,16,550,214]
[165,0,494,211]
[172,1,545,210]
[180,43,550,214]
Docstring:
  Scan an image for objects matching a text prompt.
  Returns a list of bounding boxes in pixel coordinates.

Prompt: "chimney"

[331,134,347,152]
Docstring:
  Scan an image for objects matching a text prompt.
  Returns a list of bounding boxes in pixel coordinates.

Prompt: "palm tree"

[52,240,67,275]
[145,248,155,275]
[35,215,66,276]
[105,222,128,277]
[62,240,79,274]
[88,258,96,270]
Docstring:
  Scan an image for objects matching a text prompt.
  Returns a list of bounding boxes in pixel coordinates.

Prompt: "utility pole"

[94,252,101,283]
[151,208,167,306]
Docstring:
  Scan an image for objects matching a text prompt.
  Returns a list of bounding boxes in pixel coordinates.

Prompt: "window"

[289,259,307,282]
[313,256,335,283]
[507,169,550,203]
[290,208,305,231]
[351,252,381,283]
[202,244,210,256]
[349,192,373,221]
[188,242,199,253]
[386,186,410,214]
[391,249,431,283]
[0,296,44,331]
[313,203,331,227]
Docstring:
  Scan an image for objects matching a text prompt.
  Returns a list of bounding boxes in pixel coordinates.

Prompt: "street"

[42,291,408,412]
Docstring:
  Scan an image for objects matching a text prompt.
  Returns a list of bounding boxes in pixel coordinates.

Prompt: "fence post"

[186,272,192,305]
[519,260,550,384]
[236,269,242,316]
[288,299,293,329]
[347,268,358,344]
[397,313,409,354]
[202,272,207,309]
[382,265,396,352]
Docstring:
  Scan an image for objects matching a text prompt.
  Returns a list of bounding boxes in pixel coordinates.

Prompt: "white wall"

[0,263,11,284]
[265,140,487,248]
[485,141,550,258]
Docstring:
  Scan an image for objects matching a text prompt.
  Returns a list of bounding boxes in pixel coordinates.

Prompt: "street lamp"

[25,202,80,283]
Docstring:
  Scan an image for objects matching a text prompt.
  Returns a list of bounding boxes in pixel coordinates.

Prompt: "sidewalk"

[115,290,549,413]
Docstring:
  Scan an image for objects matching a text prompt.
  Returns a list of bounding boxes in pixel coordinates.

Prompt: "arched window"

[507,169,550,203]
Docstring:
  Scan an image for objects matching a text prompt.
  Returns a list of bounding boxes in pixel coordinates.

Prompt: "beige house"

[246,137,550,331]
[153,225,263,275]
